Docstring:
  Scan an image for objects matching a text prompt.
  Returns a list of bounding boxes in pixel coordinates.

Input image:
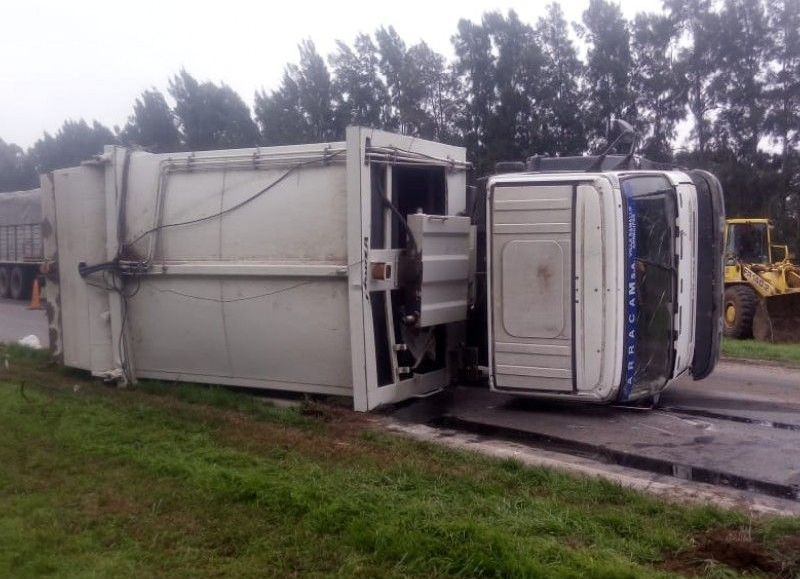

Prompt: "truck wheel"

[9,266,31,300]
[723,285,757,339]
[0,267,9,299]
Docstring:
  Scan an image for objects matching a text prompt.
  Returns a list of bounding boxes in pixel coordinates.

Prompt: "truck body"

[0,188,43,300]
[41,128,724,409]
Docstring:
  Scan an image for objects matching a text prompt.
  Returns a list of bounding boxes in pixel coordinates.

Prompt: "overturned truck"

[42,127,725,410]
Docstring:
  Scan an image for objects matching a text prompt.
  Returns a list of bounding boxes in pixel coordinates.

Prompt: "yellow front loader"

[723,218,800,342]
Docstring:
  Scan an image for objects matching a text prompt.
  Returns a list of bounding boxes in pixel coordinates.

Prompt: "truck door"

[488,181,575,393]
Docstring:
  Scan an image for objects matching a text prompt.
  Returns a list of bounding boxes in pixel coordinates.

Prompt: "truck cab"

[486,158,725,403]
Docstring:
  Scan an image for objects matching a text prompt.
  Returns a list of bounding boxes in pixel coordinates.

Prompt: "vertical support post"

[382,164,400,382]
[347,127,371,411]
[103,146,135,384]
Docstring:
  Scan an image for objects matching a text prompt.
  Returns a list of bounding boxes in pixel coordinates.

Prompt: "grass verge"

[721,338,800,366]
[1,344,799,578]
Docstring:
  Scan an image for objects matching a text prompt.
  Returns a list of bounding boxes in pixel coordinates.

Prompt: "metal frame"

[346,127,468,411]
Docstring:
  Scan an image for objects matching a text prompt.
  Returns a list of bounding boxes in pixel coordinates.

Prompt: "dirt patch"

[662,528,800,577]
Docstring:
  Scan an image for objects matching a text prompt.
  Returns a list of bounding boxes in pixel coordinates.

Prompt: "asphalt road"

[0,298,48,347]
[671,361,800,404]
[390,355,800,502]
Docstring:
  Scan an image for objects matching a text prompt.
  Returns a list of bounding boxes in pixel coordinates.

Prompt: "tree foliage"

[631,13,687,161]
[578,0,636,145]
[535,3,588,156]
[119,89,181,153]
[329,34,387,133]
[256,40,336,144]
[29,119,116,174]
[3,0,800,254]
[0,139,37,191]
[169,70,259,150]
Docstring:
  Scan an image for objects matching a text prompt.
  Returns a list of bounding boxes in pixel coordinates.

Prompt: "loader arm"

[741,264,777,297]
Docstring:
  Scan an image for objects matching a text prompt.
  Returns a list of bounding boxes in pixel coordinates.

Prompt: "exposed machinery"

[723,218,800,342]
[40,127,725,410]
[0,188,43,300]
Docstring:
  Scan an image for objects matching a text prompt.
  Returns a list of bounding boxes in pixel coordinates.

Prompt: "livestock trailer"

[42,127,724,409]
[0,188,43,300]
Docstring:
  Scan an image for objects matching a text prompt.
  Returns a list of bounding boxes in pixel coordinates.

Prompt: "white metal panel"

[490,183,574,392]
[572,180,624,400]
[48,130,467,411]
[407,213,472,328]
[127,276,352,389]
[574,185,604,389]
[673,180,698,378]
[146,164,348,263]
[114,143,354,395]
[502,240,566,338]
[348,127,468,410]
[347,127,374,412]
[47,166,114,374]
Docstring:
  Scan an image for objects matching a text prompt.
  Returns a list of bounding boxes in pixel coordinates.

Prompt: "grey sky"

[2,0,664,149]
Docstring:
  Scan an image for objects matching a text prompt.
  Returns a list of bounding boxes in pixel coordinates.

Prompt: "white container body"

[42,128,468,410]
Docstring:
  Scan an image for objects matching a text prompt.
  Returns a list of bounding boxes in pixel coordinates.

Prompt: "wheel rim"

[725,303,736,326]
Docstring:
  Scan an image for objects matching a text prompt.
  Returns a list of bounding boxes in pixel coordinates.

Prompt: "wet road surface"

[0,298,48,347]
[391,360,800,501]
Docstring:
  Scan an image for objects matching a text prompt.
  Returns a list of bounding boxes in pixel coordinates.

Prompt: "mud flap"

[753,293,800,343]
[688,170,725,379]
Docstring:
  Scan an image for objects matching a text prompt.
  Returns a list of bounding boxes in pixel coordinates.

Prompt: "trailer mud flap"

[688,170,725,379]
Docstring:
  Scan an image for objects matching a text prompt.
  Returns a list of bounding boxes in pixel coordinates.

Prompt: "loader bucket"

[752,293,800,342]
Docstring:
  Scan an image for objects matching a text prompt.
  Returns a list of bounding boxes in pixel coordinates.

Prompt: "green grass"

[0,345,798,578]
[722,338,800,366]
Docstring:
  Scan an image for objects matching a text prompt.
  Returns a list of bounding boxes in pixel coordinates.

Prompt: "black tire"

[0,267,9,299]
[9,266,32,301]
[723,285,758,339]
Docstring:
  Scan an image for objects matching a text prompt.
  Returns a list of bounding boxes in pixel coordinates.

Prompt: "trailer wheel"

[723,285,758,339]
[0,267,9,299]
[9,266,32,301]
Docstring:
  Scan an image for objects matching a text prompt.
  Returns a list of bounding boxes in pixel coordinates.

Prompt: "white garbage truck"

[40,127,724,410]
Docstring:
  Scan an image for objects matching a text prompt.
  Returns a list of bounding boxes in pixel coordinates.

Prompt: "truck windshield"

[620,176,677,401]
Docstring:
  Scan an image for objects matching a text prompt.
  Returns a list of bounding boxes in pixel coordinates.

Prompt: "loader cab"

[726,220,770,264]
[486,158,724,403]
[725,219,788,265]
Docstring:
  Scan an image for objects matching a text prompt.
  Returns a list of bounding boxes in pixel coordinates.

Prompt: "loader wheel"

[723,285,758,339]
[0,267,9,299]
[9,266,31,301]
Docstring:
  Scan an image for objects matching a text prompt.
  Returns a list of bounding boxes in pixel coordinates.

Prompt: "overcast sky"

[2,0,664,149]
